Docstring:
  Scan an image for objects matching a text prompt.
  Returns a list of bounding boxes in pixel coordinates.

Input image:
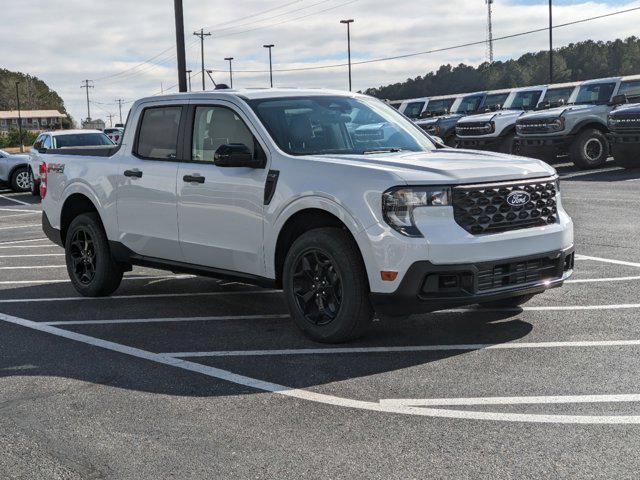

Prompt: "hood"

[415,113,463,126]
[610,103,640,115]
[6,153,30,161]
[520,104,593,120]
[309,149,556,185]
[458,109,523,124]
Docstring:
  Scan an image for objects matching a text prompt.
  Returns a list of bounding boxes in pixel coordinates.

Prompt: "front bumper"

[370,247,574,316]
[514,134,574,158]
[455,137,501,151]
[609,131,640,145]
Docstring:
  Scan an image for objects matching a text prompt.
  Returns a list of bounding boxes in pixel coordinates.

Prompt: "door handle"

[183,174,205,184]
[124,169,143,178]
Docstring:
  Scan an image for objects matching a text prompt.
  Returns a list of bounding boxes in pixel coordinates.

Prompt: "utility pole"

[340,19,354,91]
[263,44,274,87]
[173,0,188,92]
[548,0,553,84]
[186,70,193,91]
[193,28,212,91]
[206,70,217,88]
[485,0,494,63]
[107,113,115,127]
[116,99,124,124]
[81,79,94,122]
[15,82,24,153]
[224,57,234,88]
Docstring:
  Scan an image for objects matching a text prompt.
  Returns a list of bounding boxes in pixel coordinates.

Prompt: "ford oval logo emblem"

[506,191,530,206]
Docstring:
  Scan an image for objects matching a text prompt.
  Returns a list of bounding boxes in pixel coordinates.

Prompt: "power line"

[228,5,640,73]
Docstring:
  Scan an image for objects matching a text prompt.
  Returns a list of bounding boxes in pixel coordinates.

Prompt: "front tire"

[570,128,608,169]
[499,133,517,154]
[10,167,30,193]
[478,293,535,309]
[283,228,374,343]
[65,213,123,297]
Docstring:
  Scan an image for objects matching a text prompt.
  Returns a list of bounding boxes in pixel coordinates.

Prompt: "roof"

[41,129,103,136]
[0,110,65,119]
[139,88,364,104]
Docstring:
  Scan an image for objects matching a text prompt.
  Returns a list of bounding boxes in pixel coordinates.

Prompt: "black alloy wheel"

[292,248,343,326]
[68,228,97,285]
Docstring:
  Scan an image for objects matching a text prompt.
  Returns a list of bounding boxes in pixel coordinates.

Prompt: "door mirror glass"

[214,144,259,168]
[38,148,48,154]
[610,94,628,106]
[536,101,551,111]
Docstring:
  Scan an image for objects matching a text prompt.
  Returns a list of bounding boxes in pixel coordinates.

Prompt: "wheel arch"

[59,192,103,245]
[570,119,609,135]
[8,163,29,181]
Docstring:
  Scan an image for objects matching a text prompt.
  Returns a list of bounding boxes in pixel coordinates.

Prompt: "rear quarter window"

[135,106,183,160]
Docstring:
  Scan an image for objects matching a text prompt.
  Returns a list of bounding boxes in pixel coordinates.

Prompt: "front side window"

[618,80,640,101]
[483,93,509,110]
[450,95,483,115]
[136,106,182,159]
[192,106,255,162]
[248,95,435,156]
[503,90,543,110]
[403,101,425,119]
[42,136,52,149]
[570,82,616,105]
[33,134,44,150]
[544,87,576,105]
[53,133,114,148]
[424,98,455,116]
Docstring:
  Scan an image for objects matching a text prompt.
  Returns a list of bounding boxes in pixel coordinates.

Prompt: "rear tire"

[10,167,30,193]
[613,145,640,169]
[570,128,608,169]
[65,213,123,297]
[478,294,535,309]
[283,228,374,343]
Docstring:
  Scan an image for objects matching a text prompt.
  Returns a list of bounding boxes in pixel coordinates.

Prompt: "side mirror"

[420,110,432,119]
[38,148,48,154]
[536,101,551,111]
[610,94,628,106]
[214,143,260,168]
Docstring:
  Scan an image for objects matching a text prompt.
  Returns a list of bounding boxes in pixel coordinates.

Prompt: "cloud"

[2,0,639,124]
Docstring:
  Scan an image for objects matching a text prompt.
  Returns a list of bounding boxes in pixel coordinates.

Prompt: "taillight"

[39,162,47,198]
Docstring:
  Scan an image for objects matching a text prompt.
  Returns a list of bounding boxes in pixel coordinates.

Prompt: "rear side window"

[403,102,425,119]
[53,133,113,148]
[136,107,182,160]
[618,80,640,101]
[544,87,575,105]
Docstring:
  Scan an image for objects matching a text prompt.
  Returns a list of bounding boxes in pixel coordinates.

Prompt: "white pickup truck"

[40,88,574,342]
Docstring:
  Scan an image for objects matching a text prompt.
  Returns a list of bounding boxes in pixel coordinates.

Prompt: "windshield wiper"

[363,148,402,154]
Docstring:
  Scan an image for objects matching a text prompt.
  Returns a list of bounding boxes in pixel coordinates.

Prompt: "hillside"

[364,37,640,100]
[0,68,72,126]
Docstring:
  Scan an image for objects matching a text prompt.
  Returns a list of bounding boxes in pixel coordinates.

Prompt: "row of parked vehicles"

[396,75,640,169]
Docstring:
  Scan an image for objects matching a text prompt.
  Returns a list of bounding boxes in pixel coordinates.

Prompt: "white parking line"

[1,311,639,424]
[0,265,65,270]
[575,254,640,269]
[0,238,49,245]
[380,393,640,407]
[0,289,281,303]
[44,313,290,326]
[0,212,41,219]
[559,166,624,179]
[566,275,640,283]
[165,339,640,358]
[0,224,41,230]
[0,274,199,286]
[0,207,40,213]
[0,195,31,206]
[0,254,64,259]
[0,245,58,250]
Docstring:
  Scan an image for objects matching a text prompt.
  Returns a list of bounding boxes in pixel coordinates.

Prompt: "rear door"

[177,101,269,276]
[116,103,186,261]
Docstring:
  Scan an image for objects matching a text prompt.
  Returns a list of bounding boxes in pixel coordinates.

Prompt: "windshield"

[402,101,426,119]
[450,95,483,115]
[483,93,509,110]
[0,149,8,157]
[503,90,543,110]
[569,82,616,105]
[248,96,435,156]
[53,133,114,148]
[424,98,455,116]
[543,86,575,105]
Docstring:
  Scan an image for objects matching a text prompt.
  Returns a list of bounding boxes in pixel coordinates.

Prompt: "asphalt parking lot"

[1,160,640,479]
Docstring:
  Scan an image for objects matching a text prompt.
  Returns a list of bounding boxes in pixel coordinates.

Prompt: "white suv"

[40,88,574,342]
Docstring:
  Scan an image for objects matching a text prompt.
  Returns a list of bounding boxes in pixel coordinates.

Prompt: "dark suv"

[609,102,640,168]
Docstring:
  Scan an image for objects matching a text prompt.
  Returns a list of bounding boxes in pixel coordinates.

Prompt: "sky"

[1,0,639,125]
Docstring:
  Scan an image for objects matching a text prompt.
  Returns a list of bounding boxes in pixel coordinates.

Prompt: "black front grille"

[517,119,553,134]
[456,122,490,137]
[610,114,640,132]
[453,178,558,235]
[477,255,565,292]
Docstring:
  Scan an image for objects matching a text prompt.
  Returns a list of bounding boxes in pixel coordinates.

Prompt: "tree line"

[364,37,640,100]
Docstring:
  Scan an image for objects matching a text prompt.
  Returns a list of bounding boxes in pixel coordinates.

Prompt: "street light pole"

[173,0,188,92]
[340,19,354,91]
[549,0,553,84]
[224,57,234,88]
[15,82,24,153]
[263,44,274,87]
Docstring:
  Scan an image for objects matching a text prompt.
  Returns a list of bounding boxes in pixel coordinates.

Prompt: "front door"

[177,103,269,277]
[117,104,184,261]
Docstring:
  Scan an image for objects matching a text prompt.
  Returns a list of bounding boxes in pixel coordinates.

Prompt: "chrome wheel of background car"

[583,138,604,161]
[68,228,97,285]
[14,171,30,191]
[292,248,343,326]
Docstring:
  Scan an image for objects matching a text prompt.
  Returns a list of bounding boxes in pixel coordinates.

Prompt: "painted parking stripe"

[0,289,281,303]
[0,194,31,206]
[0,207,40,213]
[0,238,49,245]
[0,254,64,259]
[0,212,42,219]
[566,275,640,283]
[380,393,640,407]
[1,311,639,424]
[559,166,623,179]
[0,245,58,250]
[0,274,199,286]
[575,254,640,269]
[45,313,290,326]
[0,224,41,230]
[0,265,65,270]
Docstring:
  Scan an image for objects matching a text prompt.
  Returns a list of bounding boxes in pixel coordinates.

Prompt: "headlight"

[382,186,451,237]
[548,117,565,132]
